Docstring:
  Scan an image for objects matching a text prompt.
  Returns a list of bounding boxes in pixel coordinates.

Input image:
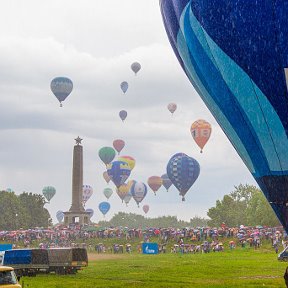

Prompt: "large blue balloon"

[107,161,131,188]
[98,202,110,216]
[167,153,200,201]
[160,0,288,231]
[50,77,73,107]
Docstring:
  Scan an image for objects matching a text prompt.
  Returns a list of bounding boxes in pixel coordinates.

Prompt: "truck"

[0,266,21,288]
[2,248,88,276]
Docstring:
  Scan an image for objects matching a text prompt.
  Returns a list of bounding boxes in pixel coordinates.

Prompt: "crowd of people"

[0,224,285,254]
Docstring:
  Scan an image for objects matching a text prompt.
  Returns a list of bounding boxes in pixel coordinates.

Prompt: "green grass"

[19,248,288,288]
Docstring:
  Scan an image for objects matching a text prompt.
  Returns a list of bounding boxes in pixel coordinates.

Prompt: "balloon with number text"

[190,119,212,153]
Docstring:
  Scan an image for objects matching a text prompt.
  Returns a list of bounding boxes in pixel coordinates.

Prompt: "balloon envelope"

[161,0,288,230]
[113,139,125,154]
[103,171,111,184]
[120,81,128,93]
[118,155,136,170]
[161,173,173,191]
[99,201,110,216]
[147,176,163,195]
[85,208,94,219]
[56,210,64,223]
[190,119,212,152]
[103,187,113,200]
[98,147,116,165]
[166,153,200,201]
[82,185,93,205]
[119,110,127,122]
[107,161,131,188]
[167,103,177,114]
[42,186,56,202]
[131,181,148,207]
[50,77,73,106]
[116,183,130,201]
[143,204,149,214]
[131,62,141,75]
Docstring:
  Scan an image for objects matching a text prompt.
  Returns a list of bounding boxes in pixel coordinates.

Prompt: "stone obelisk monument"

[64,137,90,226]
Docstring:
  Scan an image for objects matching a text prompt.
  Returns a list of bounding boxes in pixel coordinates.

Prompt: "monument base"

[63,211,90,226]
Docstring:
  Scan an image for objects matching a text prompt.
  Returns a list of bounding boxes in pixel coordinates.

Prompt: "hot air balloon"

[103,171,111,184]
[56,210,64,223]
[131,62,141,75]
[113,139,125,155]
[120,81,128,93]
[118,155,136,171]
[161,173,173,192]
[147,176,163,195]
[98,147,116,166]
[143,204,149,214]
[166,153,200,201]
[50,77,73,107]
[119,110,127,122]
[190,120,212,153]
[99,201,110,216]
[107,161,131,188]
[103,187,113,200]
[167,103,177,115]
[42,186,56,203]
[161,0,288,231]
[82,185,93,206]
[116,183,130,202]
[131,181,147,207]
[123,190,133,206]
[86,208,94,219]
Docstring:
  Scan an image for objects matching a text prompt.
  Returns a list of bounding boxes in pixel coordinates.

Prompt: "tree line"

[0,190,52,230]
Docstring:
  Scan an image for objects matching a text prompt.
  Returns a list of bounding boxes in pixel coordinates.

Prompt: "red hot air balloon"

[113,139,125,155]
[190,119,212,153]
[147,176,163,195]
[167,103,177,115]
[143,204,149,214]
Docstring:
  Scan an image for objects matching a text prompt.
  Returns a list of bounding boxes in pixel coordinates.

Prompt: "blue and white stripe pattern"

[160,0,288,230]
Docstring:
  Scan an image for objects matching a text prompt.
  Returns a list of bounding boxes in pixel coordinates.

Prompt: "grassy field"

[19,248,288,288]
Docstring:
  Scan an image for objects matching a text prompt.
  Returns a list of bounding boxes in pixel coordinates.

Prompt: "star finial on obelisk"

[75,136,83,145]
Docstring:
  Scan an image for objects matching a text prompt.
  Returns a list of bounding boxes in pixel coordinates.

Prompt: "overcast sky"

[0,0,257,224]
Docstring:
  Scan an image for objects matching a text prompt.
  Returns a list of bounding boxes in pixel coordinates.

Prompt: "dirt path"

[88,253,128,261]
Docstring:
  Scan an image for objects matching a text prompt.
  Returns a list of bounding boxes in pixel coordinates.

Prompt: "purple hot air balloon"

[119,110,127,122]
[161,173,173,192]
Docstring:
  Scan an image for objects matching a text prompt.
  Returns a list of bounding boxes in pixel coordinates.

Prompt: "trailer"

[2,247,88,276]
[47,248,88,274]
[3,249,49,277]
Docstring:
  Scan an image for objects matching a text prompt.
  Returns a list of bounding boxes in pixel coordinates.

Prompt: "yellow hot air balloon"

[190,119,212,153]
[118,155,136,170]
[116,183,130,202]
